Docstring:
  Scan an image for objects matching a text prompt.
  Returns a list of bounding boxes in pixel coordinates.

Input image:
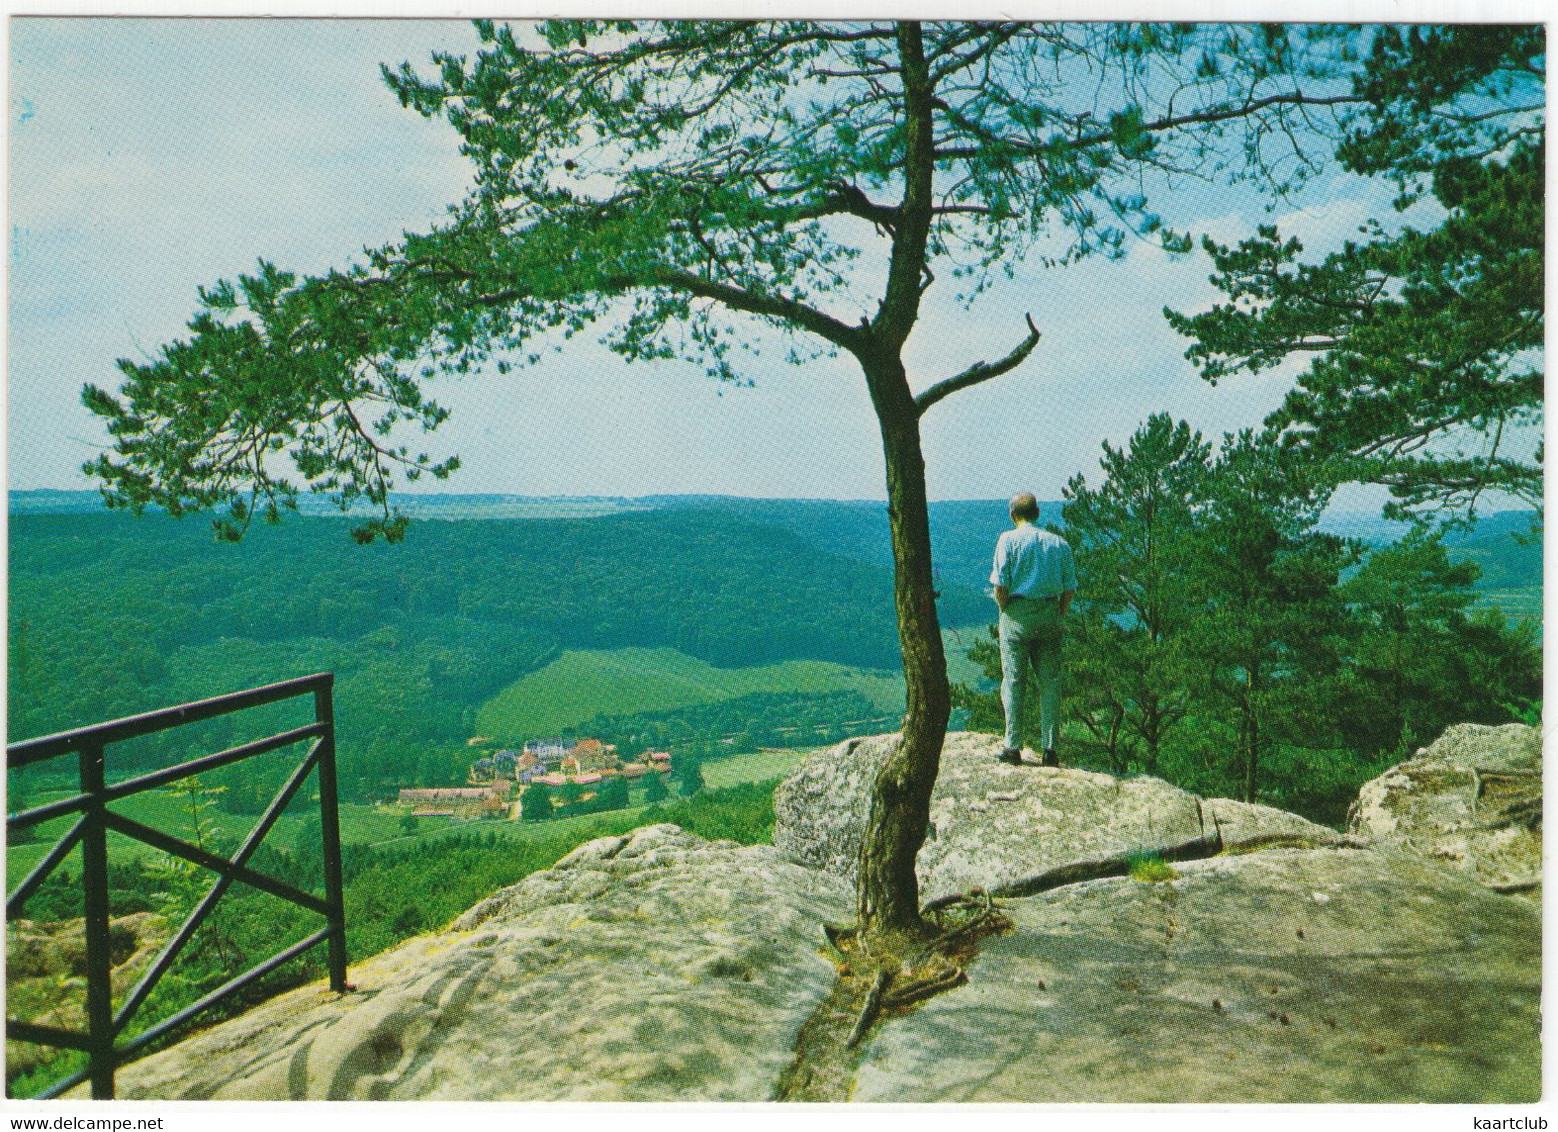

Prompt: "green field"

[703,747,814,788]
[474,646,905,740]
[4,785,490,888]
[6,785,323,889]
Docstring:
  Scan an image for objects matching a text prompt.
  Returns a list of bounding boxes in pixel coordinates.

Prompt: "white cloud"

[1267,195,1375,255]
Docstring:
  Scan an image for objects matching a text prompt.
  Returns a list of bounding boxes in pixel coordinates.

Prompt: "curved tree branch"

[646,266,864,352]
[915,313,1041,416]
[933,91,1364,161]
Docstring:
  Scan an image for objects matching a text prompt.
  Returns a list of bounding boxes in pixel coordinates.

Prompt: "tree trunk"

[1142,696,1161,775]
[1108,706,1126,774]
[846,23,949,951]
[1243,662,1261,803]
[855,355,949,948]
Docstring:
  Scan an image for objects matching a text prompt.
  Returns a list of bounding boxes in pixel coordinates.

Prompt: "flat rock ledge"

[99,825,850,1101]
[1349,723,1541,896]
[855,845,1541,1104]
[773,731,1334,902]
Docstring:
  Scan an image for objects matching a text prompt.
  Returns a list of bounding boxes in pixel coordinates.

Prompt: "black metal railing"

[6,673,349,1099]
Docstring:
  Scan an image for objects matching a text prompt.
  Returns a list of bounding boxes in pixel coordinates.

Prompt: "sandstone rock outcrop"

[78,726,1541,1104]
[855,845,1540,1103]
[102,825,850,1101]
[773,731,1336,901]
[1349,723,1541,896]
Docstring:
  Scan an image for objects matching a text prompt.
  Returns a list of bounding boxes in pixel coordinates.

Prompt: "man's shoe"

[1042,748,1059,768]
[997,748,1024,765]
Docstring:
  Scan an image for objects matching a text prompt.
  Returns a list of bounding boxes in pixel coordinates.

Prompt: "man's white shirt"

[990,524,1076,599]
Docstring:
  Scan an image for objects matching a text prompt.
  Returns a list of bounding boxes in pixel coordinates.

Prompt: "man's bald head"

[1009,493,1040,522]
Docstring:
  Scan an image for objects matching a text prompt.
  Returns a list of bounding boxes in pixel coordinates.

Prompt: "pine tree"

[1337,530,1540,755]
[1168,26,1543,520]
[1061,415,1212,774]
[1180,435,1359,802]
[80,19,1369,949]
[678,754,707,798]
[597,775,631,811]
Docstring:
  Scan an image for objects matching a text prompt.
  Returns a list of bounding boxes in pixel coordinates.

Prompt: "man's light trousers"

[998,596,1064,752]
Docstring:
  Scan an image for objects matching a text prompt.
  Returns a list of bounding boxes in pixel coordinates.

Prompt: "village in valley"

[387,692,899,827]
[396,737,678,822]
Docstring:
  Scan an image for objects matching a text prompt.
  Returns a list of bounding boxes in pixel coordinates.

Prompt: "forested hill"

[7,507,986,799]
[643,496,1021,594]
[6,494,1538,801]
[651,495,1541,595]
[14,491,1538,593]
[8,491,1025,592]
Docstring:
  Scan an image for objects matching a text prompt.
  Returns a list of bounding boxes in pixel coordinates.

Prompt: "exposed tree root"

[932,832,1224,904]
[781,827,1368,1100]
[835,891,1001,1050]
[914,889,1001,957]
[882,963,966,1009]
[1220,831,1368,854]
[844,969,891,1049]
[778,892,1012,1100]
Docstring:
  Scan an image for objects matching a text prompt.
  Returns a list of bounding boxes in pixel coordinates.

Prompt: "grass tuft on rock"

[1126,850,1178,883]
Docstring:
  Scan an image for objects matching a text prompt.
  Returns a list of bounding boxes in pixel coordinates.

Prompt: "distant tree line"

[954,414,1541,825]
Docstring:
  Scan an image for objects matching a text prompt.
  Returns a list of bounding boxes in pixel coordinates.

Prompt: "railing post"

[313,677,349,994]
[78,741,116,1099]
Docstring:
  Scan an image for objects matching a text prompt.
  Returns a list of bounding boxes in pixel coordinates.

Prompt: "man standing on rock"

[991,492,1076,767]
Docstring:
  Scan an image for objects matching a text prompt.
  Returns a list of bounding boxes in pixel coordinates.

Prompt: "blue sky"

[6,18,1444,505]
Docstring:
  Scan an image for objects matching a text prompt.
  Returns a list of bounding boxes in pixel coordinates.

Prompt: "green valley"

[475,647,904,740]
[8,505,988,804]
